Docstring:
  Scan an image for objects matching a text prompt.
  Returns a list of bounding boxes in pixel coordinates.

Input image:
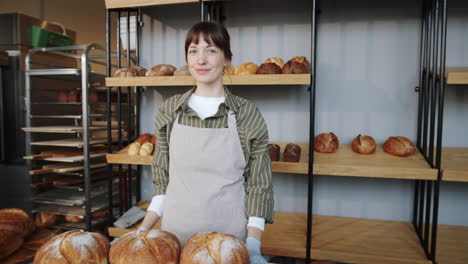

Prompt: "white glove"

[246,237,267,264]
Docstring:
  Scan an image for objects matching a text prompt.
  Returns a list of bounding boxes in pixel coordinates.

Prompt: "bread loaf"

[64,215,84,223]
[290,56,310,71]
[284,143,301,162]
[128,142,141,156]
[0,208,35,260]
[224,65,235,75]
[114,66,147,77]
[264,57,285,68]
[35,212,57,227]
[352,135,376,154]
[282,60,309,74]
[256,63,282,74]
[146,64,177,76]
[139,142,154,156]
[268,144,280,161]
[383,136,416,157]
[180,232,248,264]
[110,229,181,264]
[137,133,152,144]
[34,230,110,264]
[234,62,258,75]
[314,133,339,153]
[174,65,192,76]
[151,135,157,145]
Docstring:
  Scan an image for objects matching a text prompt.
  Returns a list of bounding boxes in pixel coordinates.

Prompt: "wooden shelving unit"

[105,74,310,87]
[446,67,468,85]
[262,213,431,264]
[440,147,468,182]
[107,142,437,180]
[437,224,468,264]
[106,0,202,9]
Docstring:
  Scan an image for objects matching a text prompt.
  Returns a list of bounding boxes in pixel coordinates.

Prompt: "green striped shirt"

[152,87,274,224]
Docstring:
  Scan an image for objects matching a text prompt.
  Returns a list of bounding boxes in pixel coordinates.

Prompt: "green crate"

[27,25,74,48]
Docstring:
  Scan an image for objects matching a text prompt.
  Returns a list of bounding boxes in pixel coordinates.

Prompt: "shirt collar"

[175,87,240,113]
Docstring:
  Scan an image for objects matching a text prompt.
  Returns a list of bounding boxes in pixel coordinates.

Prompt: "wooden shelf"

[107,146,153,165]
[30,138,109,147]
[106,142,437,180]
[105,74,310,87]
[446,67,468,85]
[105,0,218,9]
[263,213,431,264]
[437,224,468,264]
[441,147,468,182]
[22,126,107,133]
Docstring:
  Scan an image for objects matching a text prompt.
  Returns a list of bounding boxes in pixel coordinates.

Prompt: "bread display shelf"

[105,74,310,87]
[106,142,436,179]
[440,147,468,182]
[53,217,110,230]
[27,68,105,82]
[263,212,430,264]
[24,153,106,163]
[445,67,468,85]
[106,145,153,165]
[33,197,110,216]
[105,0,219,9]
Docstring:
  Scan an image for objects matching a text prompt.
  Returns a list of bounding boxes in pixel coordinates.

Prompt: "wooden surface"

[105,0,218,9]
[446,67,468,84]
[440,147,468,182]
[24,153,106,163]
[263,213,431,264]
[106,142,436,180]
[29,162,106,175]
[437,224,468,264]
[105,74,310,87]
[314,144,437,180]
[30,138,108,147]
[106,146,153,165]
[22,126,105,133]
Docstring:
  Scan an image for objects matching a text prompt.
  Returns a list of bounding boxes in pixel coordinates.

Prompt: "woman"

[139,22,273,264]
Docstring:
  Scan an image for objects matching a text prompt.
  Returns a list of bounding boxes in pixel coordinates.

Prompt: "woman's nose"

[197,51,207,64]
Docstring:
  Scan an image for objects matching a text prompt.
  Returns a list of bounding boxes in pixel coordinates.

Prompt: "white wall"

[137,0,468,226]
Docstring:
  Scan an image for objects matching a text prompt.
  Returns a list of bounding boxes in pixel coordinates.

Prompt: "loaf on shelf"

[352,134,376,154]
[234,62,258,75]
[114,66,147,77]
[282,56,310,74]
[174,65,191,76]
[35,212,58,227]
[268,143,280,161]
[314,132,339,153]
[224,65,235,75]
[383,136,416,157]
[180,232,248,264]
[264,57,285,68]
[0,208,35,260]
[284,143,301,162]
[257,63,282,74]
[146,64,177,76]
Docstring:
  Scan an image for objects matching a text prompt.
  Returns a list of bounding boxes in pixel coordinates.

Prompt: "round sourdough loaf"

[180,232,248,264]
[35,212,57,227]
[314,132,339,153]
[383,136,416,157]
[110,229,181,264]
[0,208,35,259]
[256,63,282,74]
[234,62,258,75]
[34,230,110,264]
[146,64,177,76]
[352,134,377,154]
[264,57,285,68]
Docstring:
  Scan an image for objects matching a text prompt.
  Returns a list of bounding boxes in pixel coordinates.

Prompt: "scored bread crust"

[352,134,377,154]
[264,57,285,68]
[109,229,181,264]
[383,136,416,157]
[256,63,282,74]
[314,132,339,153]
[180,232,249,264]
[145,64,177,76]
[34,230,110,264]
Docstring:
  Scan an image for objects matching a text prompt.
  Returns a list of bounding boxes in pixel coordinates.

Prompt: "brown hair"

[185,22,232,61]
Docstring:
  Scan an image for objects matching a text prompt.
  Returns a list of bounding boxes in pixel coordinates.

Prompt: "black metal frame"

[414,0,448,262]
[106,8,141,218]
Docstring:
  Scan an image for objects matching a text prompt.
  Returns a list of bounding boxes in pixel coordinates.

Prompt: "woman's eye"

[189,50,197,54]
[208,49,217,54]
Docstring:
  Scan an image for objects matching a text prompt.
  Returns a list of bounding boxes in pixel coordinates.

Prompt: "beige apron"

[161,109,247,246]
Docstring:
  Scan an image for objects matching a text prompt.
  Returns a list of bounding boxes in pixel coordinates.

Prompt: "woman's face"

[187,35,229,86]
